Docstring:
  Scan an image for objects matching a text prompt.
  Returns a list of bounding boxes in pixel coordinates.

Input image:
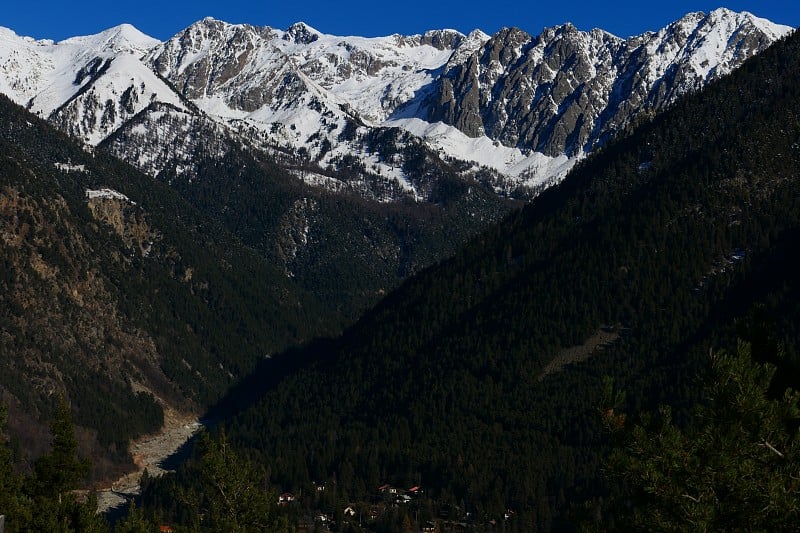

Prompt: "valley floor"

[96,408,203,514]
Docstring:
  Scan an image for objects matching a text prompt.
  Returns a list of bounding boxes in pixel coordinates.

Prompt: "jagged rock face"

[418,29,466,51]
[425,10,789,156]
[284,22,320,44]
[86,192,160,256]
[149,19,283,111]
[146,18,464,123]
[428,24,617,151]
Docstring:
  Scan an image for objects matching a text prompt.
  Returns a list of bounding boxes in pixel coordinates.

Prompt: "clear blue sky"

[3,1,797,42]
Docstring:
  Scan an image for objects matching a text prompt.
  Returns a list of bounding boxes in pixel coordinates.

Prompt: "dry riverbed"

[96,408,203,514]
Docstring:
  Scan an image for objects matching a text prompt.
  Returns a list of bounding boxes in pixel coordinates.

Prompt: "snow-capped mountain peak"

[58,23,160,56]
[284,22,321,44]
[0,9,793,201]
[0,22,165,119]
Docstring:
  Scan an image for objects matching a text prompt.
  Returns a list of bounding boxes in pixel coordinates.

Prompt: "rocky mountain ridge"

[0,9,792,198]
[424,9,789,158]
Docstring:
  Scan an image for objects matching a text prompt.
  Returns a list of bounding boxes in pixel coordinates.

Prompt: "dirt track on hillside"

[538,328,620,380]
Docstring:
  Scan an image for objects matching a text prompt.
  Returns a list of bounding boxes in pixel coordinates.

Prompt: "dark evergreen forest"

[140,29,800,531]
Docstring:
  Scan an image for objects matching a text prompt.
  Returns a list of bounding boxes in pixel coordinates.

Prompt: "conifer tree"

[177,429,292,532]
[600,342,800,530]
[0,404,17,495]
[33,399,91,503]
[115,500,154,533]
[0,401,108,532]
[0,405,30,531]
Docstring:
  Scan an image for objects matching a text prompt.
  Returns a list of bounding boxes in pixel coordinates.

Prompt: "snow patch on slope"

[388,117,576,190]
[86,188,135,203]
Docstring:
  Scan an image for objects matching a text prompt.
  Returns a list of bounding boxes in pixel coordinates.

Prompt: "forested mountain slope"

[0,10,789,324]
[196,28,800,529]
[113,121,515,319]
[0,94,340,479]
